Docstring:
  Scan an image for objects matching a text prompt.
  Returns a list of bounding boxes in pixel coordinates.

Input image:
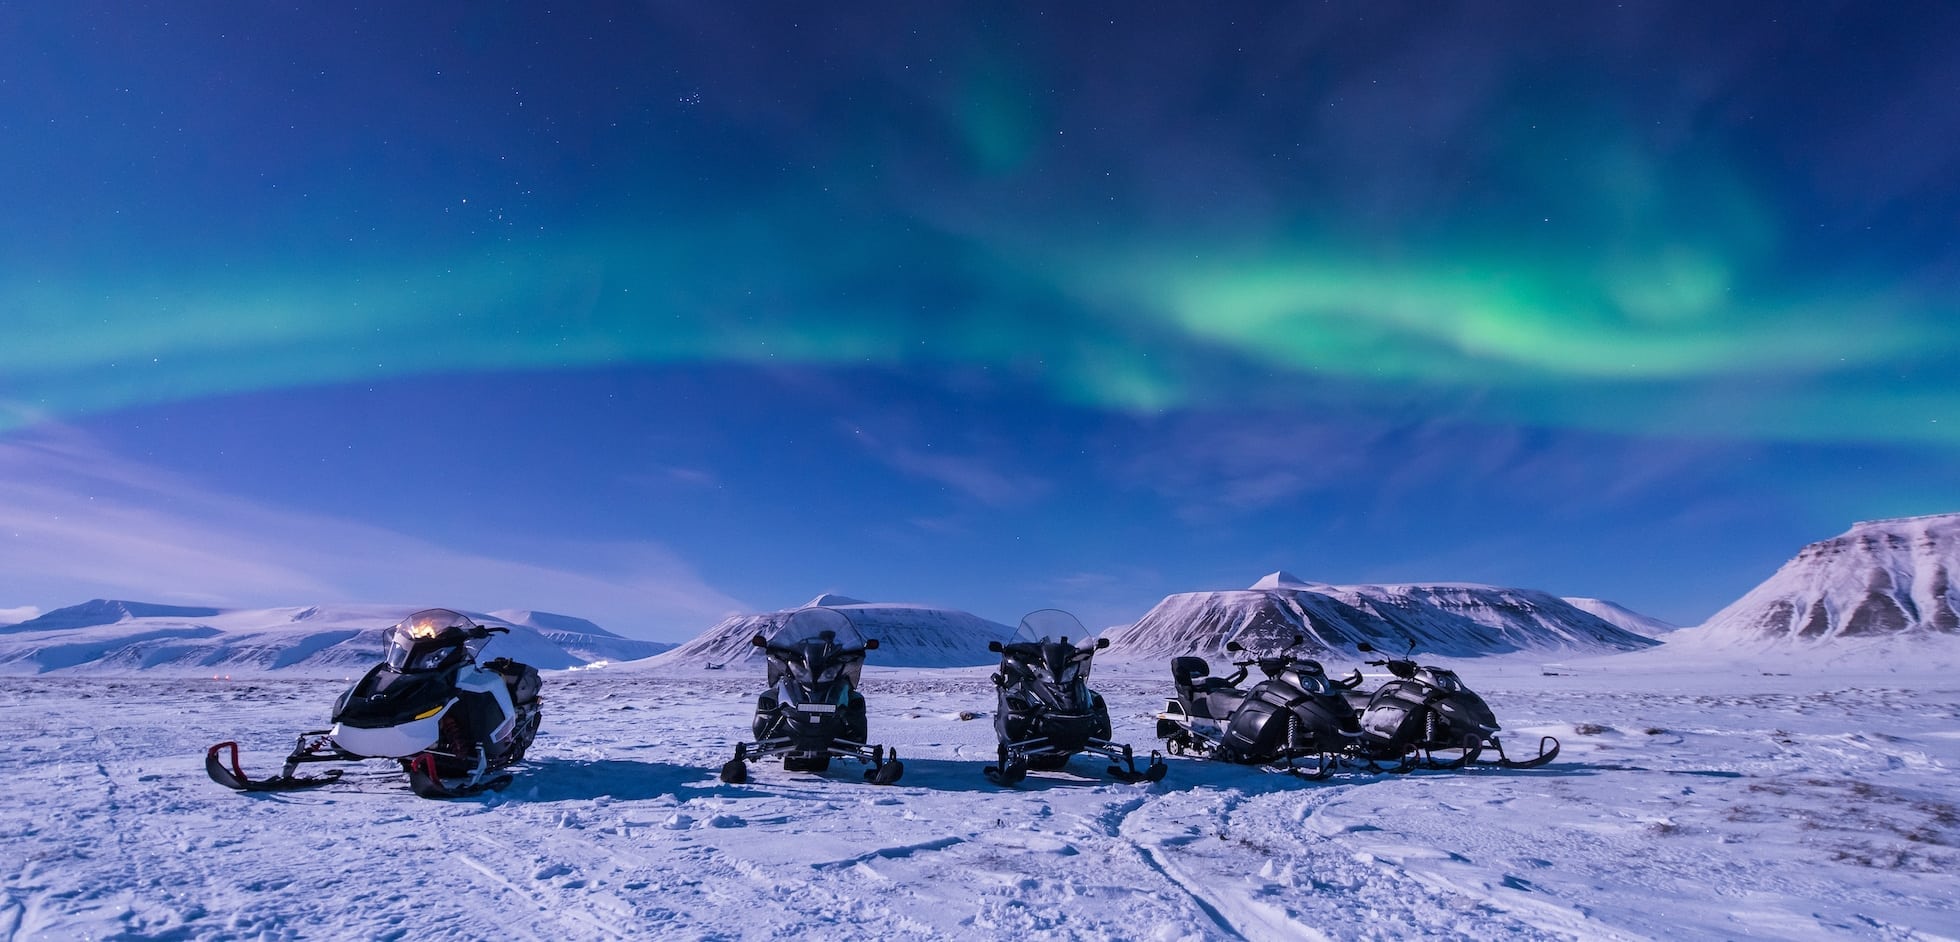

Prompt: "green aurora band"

[3,209,1954,448]
[4,117,1955,448]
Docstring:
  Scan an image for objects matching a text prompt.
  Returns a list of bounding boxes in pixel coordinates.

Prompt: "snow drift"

[1104,572,1659,660]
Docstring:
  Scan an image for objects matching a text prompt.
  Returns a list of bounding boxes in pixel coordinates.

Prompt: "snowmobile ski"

[205,741,343,792]
[1477,734,1560,769]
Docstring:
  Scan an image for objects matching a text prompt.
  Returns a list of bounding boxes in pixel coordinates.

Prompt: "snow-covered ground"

[3,659,1957,940]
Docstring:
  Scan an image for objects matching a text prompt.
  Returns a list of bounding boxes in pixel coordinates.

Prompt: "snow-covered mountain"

[0,600,668,675]
[651,593,1010,669]
[1103,571,1659,660]
[1562,597,1679,638]
[487,609,674,664]
[1686,513,1960,647]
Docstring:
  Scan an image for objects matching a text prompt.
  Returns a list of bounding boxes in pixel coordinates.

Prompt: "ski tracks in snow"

[1112,778,1599,942]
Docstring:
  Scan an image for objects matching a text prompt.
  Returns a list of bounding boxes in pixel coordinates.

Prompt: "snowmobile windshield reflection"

[382,608,479,672]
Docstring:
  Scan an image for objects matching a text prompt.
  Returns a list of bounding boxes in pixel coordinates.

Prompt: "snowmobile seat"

[1173,656,1241,697]
[484,657,542,705]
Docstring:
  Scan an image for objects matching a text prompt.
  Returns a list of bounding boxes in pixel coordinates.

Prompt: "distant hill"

[650,594,1009,669]
[1561,597,1679,639]
[1682,513,1960,648]
[0,600,668,675]
[1103,572,1659,660]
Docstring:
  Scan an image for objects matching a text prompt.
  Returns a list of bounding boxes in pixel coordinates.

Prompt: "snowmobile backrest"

[1171,656,1211,698]
[483,657,542,705]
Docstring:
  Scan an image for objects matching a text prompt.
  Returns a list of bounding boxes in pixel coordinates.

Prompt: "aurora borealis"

[3,4,1956,636]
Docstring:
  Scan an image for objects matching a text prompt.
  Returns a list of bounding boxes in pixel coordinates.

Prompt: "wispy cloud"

[0,426,745,639]
[844,422,1051,507]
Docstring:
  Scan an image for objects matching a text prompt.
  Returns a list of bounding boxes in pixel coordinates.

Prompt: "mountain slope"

[0,600,656,675]
[1561,597,1679,638]
[487,609,673,663]
[1686,513,1960,647]
[651,594,1009,669]
[1104,572,1658,660]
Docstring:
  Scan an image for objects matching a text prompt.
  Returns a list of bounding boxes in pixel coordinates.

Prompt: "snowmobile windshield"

[1006,609,1098,685]
[383,608,476,672]
[766,607,868,688]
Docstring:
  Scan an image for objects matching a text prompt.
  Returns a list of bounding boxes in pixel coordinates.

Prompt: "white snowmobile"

[206,608,543,799]
[983,609,1166,785]
[719,607,903,785]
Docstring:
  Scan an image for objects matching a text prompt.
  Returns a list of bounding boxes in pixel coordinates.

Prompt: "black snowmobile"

[1155,636,1361,778]
[719,607,903,785]
[206,608,543,799]
[982,609,1166,786]
[1339,642,1559,770]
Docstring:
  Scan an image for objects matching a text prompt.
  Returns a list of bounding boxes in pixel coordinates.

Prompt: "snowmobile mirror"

[865,639,879,650]
[1291,634,1305,647]
[1096,638,1110,649]
[988,640,1004,653]
[751,634,768,648]
[1225,641,1244,653]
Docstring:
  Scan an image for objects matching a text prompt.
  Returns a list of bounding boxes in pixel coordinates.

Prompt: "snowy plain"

[3,649,1957,941]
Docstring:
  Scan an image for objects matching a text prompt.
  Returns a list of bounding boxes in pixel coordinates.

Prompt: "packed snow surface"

[5,651,1956,940]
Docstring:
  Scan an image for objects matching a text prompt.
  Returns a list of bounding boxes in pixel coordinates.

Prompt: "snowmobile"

[1338,641,1559,770]
[719,607,903,785]
[981,609,1167,786]
[206,608,543,799]
[1154,635,1361,778]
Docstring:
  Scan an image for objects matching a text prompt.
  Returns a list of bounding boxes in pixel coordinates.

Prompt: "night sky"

[3,3,1956,638]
